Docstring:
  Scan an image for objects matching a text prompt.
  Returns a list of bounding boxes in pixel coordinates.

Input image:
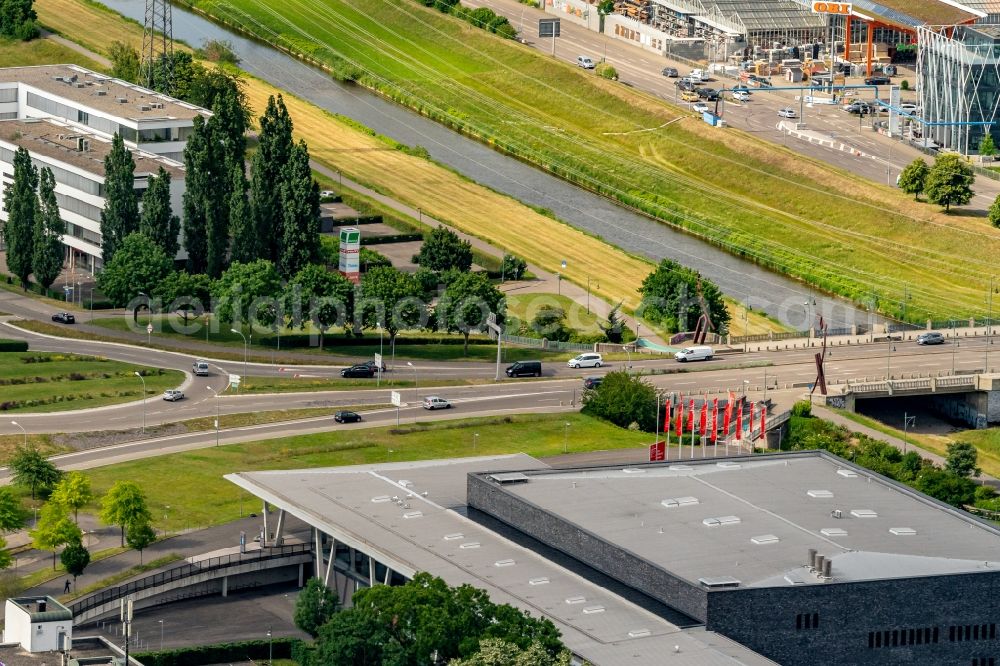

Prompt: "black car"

[341,364,376,378]
[695,87,719,101]
[583,376,603,390]
[362,359,387,373]
[661,67,678,77]
[845,101,873,115]
[674,80,695,91]
[334,411,363,423]
[864,76,891,86]
[51,312,75,324]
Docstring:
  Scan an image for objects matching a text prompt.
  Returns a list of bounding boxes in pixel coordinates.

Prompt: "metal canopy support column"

[273,510,286,545]
[368,555,376,587]
[262,501,269,547]
[314,527,322,578]
[324,537,336,586]
[383,566,392,585]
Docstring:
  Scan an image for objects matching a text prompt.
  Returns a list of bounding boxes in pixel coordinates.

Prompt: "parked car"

[192,359,210,376]
[680,90,700,102]
[583,376,603,390]
[692,103,709,114]
[363,359,387,373]
[577,55,595,69]
[505,360,542,377]
[341,364,376,378]
[51,312,75,324]
[422,396,452,410]
[567,353,603,369]
[864,76,891,86]
[899,103,919,114]
[777,107,798,118]
[674,346,714,362]
[731,90,751,102]
[162,389,185,402]
[319,190,336,198]
[661,67,678,77]
[334,410,363,423]
[917,332,945,345]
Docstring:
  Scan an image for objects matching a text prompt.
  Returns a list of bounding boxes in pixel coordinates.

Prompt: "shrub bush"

[0,340,29,352]
[135,638,301,666]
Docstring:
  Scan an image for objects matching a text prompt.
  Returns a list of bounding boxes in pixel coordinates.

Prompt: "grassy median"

[81,412,650,531]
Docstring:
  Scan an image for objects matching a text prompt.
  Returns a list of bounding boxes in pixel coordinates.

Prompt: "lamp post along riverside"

[10,420,26,447]
[231,329,248,393]
[134,372,146,434]
[487,313,503,381]
[208,386,221,446]
[407,361,418,401]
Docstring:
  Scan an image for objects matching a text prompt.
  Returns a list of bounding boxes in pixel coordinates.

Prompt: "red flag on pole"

[699,401,708,435]
[759,405,768,441]
[711,398,719,442]
[687,399,695,432]
[664,399,672,433]
[723,392,734,437]
[734,403,743,441]
[675,400,684,437]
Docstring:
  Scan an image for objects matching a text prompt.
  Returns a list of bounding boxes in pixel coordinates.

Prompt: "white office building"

[0,117,186,272]
[0,64,208,272]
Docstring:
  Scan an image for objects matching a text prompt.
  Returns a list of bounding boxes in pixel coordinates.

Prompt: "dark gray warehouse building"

[229,449,1000,666]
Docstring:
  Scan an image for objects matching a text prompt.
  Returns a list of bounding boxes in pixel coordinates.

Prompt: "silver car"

[162,389,185,401]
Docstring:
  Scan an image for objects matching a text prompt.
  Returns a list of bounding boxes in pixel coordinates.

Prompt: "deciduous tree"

[898,158,929,200]
[182,116,228,276]
[989,195,1000,229]
[639,258,729,334]
[0,0,38,40]
[108,41,140,82]
[100,134,140,265]
[50,472,93,524]
[31,502,81,569]
[125,519,156,564]
[441,272,504,355]
[945,441,981,478]
[294,577,340,637]
[100,481,152,547]
[581,370,658,431]
[212,259,282,328]
[284,264,352,348]
[314,573,563,664]
[32,167,65,290]
[139,167,180,259]
[358,266,424,344]
[501,254,527,281]
[60,541,90,586]
[0,487,24,533]
[3,146,37,288]
[925,153,975,212]
[416,225,473,272]
[450,639,572,666]
[10,445,60,500]
[97,232,173,307]
[980,133,996,158]
[155,271,212,324]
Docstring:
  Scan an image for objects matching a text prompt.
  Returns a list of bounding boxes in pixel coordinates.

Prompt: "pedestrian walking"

[63,579,71,594]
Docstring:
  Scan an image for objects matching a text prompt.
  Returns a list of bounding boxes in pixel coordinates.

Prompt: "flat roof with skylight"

[468,451,1000,593]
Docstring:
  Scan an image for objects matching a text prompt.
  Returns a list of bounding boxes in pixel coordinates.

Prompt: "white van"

[567,353,603,369]
[689,69,709,82]
[674,346,714,362]
[192,359,210,376]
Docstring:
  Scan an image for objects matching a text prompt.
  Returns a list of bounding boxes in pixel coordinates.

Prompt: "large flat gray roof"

[0,64,206,122]
[227,455,776,666]
[486,452,1000,589]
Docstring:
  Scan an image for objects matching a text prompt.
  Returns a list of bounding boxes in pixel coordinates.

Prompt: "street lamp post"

[10,420,26,447]
[886,335,894,379]
[987,276,996,373]
[473,432,479,452]
[622,345,632,373]
[741,379,750,401]
[953,340,960,375]
[563,422,571,454]
[902,413,915,454]
[231,328,247,394]
[377,324,383,388]
[207,386,220,446]
[407,361,418,401]
[159,619,164,651]
[134,372,146,434]
[267,629,273,666]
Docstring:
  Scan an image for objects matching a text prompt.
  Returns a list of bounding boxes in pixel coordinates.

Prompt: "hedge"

[257,333,496,348]
[0,339,28,352]
[135,637,301,666]
[361,233,423,245]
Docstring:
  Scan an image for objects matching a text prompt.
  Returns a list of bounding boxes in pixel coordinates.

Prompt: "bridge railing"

[70,543,311,616]
[936,375,977,388]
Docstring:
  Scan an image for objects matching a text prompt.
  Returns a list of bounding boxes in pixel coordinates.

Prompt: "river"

[101,0,873,328]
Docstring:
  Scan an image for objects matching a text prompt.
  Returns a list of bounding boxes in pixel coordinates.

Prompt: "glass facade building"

[918,24,1000,154]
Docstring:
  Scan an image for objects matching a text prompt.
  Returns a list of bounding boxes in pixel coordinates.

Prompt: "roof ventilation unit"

[489,472,529,485]
[138,105,151,112]
[751,534,779,545]
[698,576,741,589]
[850,509,878,518]
[661,496,699,508]
[807,489,833,498]
[889,527,917,536]
[820,527,848,537]
[116,97,127,104]
[837,468,858,478]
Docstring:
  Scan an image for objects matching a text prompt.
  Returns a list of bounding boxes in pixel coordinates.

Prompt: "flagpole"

[654,394,660,459]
